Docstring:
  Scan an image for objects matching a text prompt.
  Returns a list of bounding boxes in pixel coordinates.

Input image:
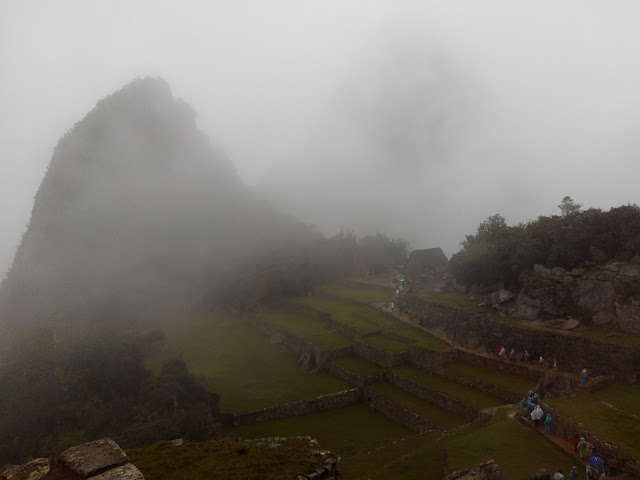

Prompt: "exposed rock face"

[443,460,507,480]
[3,438,144,480]
[512,262,640,333]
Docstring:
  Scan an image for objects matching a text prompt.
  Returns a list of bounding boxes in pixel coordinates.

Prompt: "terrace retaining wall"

[399,295,640,382]
[286,301,380,340]
[229,388,362,427]
[363,388,443,433]
[384,372,482,421]
[353,340,408,368]
[408,345,457,371]
[324,361,384,387]
[539,403,640,478]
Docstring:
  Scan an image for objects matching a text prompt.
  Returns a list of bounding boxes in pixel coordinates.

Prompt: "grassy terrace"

[418,292,482,313]
[143,311,350,412]
[595,382,640,417]
[231,403,413,463]
[317,283,393,304]
[127,437,325,480]
[333,356,384,377]
[373,409,577,480]
[546,394,640,459]
[367,383,468,429]
[446,361,537,396]
[361,334,408,353]
[382,322,450,352]
[259,309,352,351]
[292,296,381,334]
[392,365,504,410]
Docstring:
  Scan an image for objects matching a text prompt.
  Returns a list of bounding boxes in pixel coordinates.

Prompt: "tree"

[558,196,582,217]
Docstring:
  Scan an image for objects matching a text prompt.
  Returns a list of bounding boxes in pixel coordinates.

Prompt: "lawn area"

[292,296,382,334]
[418,292,483,313]
[595,382,640,417]
[317,283,393,304]
[545,394,640,459]
[392,365,504,410]
[362,334,409,353]
[231,403,413,462]
[573,327,640,347]
[367,383,468,429]
[446,361,537,396]
[333,356,384,377]
[259,309,352,351]
[382,321,450,352]
[372,410,577,480]
[142,310,350,412]
[127,437,325,480]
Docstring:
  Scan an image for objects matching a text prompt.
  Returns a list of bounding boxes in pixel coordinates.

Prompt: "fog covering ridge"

[0,77,318,345]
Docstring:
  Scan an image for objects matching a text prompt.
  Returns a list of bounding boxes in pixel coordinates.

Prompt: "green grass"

[573,327,640,347]
[382,322,450,352]
[595,382,640,417]
[141,311,350,412]
[372,410,577,480]
[546,394,640,459]
[332,356,384,377]
[361,334,409,353]
[259,309,352,351]
[392,365,504,410]
[418,292,483,313]
[127,437,325,480]
[231,403,413,460]
[446,361,537,396]
[317,283,393,304]
[292,296,381,334]
[367,383,468,428]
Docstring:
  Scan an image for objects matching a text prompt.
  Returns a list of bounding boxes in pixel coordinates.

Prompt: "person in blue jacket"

[544,413,553,434]
[581,368,589,384]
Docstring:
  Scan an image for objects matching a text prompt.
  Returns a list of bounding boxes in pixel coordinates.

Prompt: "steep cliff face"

[0,78,302,344]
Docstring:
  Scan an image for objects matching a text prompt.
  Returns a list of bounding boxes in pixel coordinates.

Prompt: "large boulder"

[573,280,615,315]
[443,460,508,480]
[1,458,49,480]
[57,438,129,477]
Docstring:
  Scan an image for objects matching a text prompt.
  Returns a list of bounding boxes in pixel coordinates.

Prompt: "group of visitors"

[495,345,525,362]
[522,391,554,434]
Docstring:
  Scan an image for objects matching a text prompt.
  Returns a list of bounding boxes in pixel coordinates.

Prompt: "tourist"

[572,434,580,453]
[577,437,589,460]
[531,405,544,426]
[527,397,537,414]
[524,350,531,362]
[608,457,619,477]
[581,368,589,384]
[539,355,545,369]
[509,348,516,362]
[554,469,565,480]
[586,466,597,480]
[569,466,579,480]
[496,346,501,358]
[553,359,559,371]
[544,413,553,434]
[499,346,506,358]
[528,389,534,398]
[520,397,528,408]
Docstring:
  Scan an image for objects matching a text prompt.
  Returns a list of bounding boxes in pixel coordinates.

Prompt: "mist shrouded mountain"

[0,77,318,345]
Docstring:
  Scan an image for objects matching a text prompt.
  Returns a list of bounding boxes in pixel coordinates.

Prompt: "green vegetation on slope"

[419,292,482,313]
[127,437,324,480]
[362,334,408,353]
[545,394,640,459]
[259,309,352,351]
[145,311,350,412]
[292,296,381,334]
[382,322,450,352]
[332,356,384,377]
[317,283,393,304]
[392,365,504,410]
[595,382,640,417]
[446,361,537,396]
[367,383,468,428]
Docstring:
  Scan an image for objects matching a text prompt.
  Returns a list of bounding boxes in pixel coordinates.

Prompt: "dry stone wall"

[362,389,443,433]
[399,295,640,382]
[324,361,384,387]
[384,372,482,421]
[230,389,362,426]
[353,340,408,368]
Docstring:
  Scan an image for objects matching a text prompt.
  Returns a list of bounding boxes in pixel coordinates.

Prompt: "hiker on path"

[569,466,579,480]
[581,368,589,384]
[539,355,545,369]
[577,437,589,460]
[544,413,553,434]
[572,435,580,453]
[527,397,537,414]
[608,457,619,477]
[524,350,531,362]
[554,469,565,480]
[499,346,506,358]
[509,348,516,362]
[531,405,544,426]
[553,359,559,371]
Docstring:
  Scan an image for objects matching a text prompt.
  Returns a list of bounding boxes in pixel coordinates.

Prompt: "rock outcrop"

[443,460,508,480]
[1,438,143,480]
[512,262,640,332]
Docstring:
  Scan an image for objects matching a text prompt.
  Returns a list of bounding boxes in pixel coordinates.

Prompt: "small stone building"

[406,248,448,280]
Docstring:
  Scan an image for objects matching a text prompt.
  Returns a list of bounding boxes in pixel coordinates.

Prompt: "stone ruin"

[443,460,508,480]
[2,438,143,480]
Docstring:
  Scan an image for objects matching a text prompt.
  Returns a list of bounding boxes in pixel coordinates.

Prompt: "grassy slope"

[143,311,350,412]
[595,382,640,417]
[292,296,381,334]
[446,361,538,396]
[259,309,352,351]
[392,365,504,410]
[367,383,468,428]
[545,394,640,459]
[127,438,324,480]
[362,334,409,353]
[316,283,393,304]
[332,356,384,377]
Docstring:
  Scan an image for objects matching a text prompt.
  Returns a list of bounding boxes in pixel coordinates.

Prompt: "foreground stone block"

[58,438,128,477]
[1,458,50,480]
[86,463,144,480]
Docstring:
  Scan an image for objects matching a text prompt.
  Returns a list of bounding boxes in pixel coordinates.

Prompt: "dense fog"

[2,0,640,277]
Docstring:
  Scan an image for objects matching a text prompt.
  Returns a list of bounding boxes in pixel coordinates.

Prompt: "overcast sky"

[2,0,640,278]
